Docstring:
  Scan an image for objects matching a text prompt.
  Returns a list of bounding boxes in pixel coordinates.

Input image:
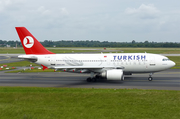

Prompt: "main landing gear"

[86,72,99,82]
[148,73,153,81]
[86,77,97,82]
[86,72,97,82]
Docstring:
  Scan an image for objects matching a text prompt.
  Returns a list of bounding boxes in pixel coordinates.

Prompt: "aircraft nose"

[170,61,176,67]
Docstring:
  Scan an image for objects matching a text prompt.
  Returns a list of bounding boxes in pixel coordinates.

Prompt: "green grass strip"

[5,68,60,73]
[0,60,38,67]
[0,87,179,119]
[0,47,180,54]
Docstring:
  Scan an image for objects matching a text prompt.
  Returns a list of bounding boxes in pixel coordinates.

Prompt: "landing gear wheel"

[87,77,92,82]
[92,78,96,82]
[121,75,124,81]
[148,77,153,81]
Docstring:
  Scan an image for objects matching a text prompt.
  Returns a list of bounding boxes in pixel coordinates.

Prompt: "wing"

[49,66,124,73]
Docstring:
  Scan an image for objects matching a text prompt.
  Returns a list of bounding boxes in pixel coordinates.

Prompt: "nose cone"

[169,60,176,68]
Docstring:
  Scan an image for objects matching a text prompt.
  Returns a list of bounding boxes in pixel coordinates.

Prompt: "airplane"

[15,27,176,82]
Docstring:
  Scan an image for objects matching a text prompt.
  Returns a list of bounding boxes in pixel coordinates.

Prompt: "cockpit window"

[162,58,170,61]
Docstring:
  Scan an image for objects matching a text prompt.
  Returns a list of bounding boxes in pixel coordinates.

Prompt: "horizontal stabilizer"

[18,55,37,62]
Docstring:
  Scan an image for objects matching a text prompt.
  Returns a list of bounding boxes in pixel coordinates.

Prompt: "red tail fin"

[15,27,55,55]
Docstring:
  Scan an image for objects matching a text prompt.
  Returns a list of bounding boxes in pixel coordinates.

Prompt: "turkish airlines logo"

[23,36,34,48]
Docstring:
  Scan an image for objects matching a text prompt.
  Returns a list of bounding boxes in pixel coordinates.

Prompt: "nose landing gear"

[148,73,153,81]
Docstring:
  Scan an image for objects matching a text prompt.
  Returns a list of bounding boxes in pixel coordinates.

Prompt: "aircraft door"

[149,56,156,66]
[145,58,148,69]
[50,56,56,66]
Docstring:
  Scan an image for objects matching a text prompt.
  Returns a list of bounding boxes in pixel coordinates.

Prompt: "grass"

[0,87,179,119]
[0,67,16,71]
[6,68,59,73]
[0,47,180,54]
[0,48,25,54]
[0,47,100,54]
[0,60,38,67]
[116,48,180,54]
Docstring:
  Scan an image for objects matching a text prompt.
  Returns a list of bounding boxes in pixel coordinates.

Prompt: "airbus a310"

[16,27,175,82]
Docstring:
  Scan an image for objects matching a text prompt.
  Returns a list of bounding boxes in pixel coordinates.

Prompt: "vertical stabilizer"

[15,27,54,54]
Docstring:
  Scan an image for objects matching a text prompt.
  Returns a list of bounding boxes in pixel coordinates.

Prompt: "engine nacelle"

[100,69,124,80]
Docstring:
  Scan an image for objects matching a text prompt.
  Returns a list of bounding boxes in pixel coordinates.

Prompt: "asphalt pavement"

[0,69,179,90]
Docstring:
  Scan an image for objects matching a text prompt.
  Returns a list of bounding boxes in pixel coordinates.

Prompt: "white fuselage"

[22,53,175,73]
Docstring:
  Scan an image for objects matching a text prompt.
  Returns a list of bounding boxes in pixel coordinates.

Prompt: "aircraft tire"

[148,77,153,81]
[121,75,125,81]
[87,77,92,82]
[92,78,96,82]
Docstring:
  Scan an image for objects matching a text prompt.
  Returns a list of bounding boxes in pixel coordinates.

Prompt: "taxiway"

[0,69,179,90]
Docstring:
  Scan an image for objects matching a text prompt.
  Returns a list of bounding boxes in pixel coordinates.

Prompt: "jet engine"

[100,69,124,80]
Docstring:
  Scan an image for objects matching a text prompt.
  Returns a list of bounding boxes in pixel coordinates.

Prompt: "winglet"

[15,27,55,55]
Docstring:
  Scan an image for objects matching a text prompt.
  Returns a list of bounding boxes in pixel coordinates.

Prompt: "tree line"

[0,40,180,48]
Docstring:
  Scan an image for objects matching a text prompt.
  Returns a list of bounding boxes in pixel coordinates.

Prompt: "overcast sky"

[0,0,180,42]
